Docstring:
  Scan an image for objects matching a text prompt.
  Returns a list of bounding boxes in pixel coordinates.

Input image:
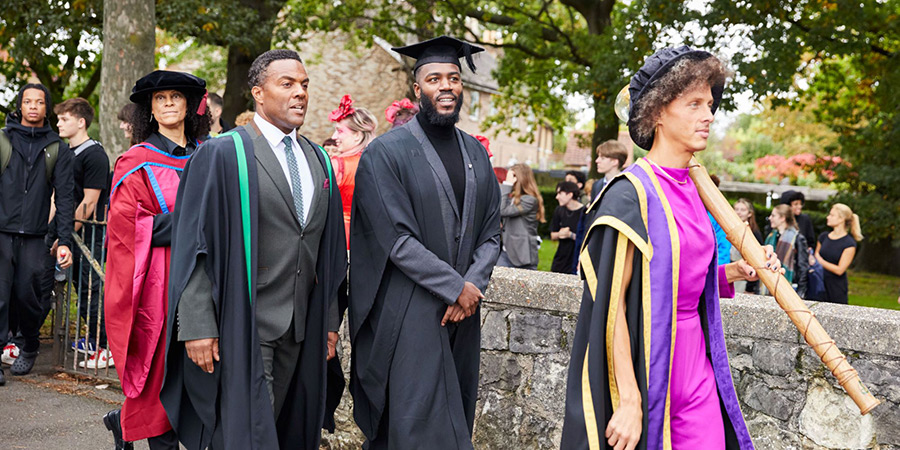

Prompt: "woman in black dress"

[815,203,863,304]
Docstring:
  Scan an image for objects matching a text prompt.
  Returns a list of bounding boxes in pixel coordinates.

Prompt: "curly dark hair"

[630,55,728,146]
[129,92,212,145]
[248,49,303,89]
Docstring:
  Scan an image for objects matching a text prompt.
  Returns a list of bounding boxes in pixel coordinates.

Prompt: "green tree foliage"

[0,0,103,116]
[701,0,900,244]
[291,0,694,177]
[156,0,290,122]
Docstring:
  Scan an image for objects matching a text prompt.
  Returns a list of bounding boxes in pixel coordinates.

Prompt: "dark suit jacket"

[177,123,337,343]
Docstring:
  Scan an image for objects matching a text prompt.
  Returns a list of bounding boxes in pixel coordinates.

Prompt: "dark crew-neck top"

[417,114,465,211]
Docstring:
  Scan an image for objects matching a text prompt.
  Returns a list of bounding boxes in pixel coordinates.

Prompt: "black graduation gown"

[160,127,347,450]
[348,124,501,448]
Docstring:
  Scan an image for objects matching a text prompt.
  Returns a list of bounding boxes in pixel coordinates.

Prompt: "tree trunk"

[222,43,266,125]
[589,94,620,179]
[221,0,288,124]
[99,0,155,158]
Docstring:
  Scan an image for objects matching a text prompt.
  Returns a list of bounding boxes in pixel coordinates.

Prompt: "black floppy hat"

[627,45,725,150]
[392,36,485,74]
[130,70,207,104]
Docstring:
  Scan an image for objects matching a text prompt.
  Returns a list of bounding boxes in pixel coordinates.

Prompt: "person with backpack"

[0,83,74,385]
[53,98,111,367]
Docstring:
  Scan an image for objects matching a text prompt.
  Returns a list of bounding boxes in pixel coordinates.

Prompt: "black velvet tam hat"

[627,45,725,150]
[130,70,207,104]
[392,36,485,74]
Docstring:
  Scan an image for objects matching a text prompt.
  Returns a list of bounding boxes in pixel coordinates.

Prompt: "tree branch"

[786,18,893,58]
[77,60,102,100]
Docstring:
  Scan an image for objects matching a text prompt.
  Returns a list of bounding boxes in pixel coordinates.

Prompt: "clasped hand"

[441,281,483,326]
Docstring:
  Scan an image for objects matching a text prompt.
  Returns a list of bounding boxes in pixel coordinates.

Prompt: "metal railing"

[52,215,118,382]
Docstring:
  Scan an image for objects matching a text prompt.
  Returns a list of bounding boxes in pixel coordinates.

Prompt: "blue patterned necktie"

[282,136,305,228]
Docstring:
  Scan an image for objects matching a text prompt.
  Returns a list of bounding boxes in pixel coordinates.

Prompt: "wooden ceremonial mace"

[688,158,880,415]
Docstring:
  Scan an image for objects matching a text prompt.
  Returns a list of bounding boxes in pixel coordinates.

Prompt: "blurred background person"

[498,164,544,270]
[564,170,589,205]
[118,103,138,144]
[765,204,809,298]
[731,198,764,294]
[782,190,816,247]
[815,203,862,304]
[234,109,254,127]
[54,98,110,361]
[549,181,584,274]
[591,139,627,202]
[384,98,418,129]
[206,92,232,137]
[328,94,377,245]
[708,174,732,266]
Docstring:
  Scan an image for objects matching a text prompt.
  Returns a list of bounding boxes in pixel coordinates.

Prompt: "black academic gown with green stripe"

[160,126,347,450]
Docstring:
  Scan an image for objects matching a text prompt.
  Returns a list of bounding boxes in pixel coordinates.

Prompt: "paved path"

[0,356,155,450]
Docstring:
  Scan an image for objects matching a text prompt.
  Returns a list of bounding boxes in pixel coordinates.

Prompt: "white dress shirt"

[253,113,314,223]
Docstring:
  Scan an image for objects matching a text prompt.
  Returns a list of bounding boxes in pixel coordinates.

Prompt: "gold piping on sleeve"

[635,158,680,450]
[581,246,598,301]
[642,257,652,383]
[605,233,629,412]
[582,216,652,261]
[582,344,602,450]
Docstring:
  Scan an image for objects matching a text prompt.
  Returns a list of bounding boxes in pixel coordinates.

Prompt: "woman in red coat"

[103,71,210,450]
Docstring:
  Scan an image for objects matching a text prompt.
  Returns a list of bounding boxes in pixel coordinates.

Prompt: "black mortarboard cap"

[627,45,725,150]
[392,36,485,73]
[130,70,207,104]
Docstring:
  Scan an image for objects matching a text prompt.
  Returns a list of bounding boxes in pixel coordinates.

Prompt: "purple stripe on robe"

[627,165,674,450]
[704,259,754,448]
[625,164,753,449]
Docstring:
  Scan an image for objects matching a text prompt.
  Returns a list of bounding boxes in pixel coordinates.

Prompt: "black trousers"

[147,429,179,450]
[0,233,47,352]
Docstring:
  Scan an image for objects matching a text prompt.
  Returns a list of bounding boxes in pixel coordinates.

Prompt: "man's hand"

[441,304,466,326]
[185,338,219,373]
[327,332,339,361]
[558,227,573,239]
[57,245,73,269]
[605,399,642,450]
[456,281,484,317]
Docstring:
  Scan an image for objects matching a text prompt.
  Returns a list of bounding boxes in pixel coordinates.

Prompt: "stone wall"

[322,267,900,449]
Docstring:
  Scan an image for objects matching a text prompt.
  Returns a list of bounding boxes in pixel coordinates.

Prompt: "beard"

[419,90,464,127]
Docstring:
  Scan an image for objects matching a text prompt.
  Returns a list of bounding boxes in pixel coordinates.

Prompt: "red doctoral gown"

[105,142,189,441]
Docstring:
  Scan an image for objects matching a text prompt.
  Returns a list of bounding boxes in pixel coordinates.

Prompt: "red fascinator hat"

[474,135,492,157]
[329,94,356,122]
[384,98,419,123]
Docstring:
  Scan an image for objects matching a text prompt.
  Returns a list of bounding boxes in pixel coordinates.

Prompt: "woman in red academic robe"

[103,70,210,450]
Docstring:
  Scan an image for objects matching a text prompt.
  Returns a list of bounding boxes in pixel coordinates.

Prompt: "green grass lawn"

[537,237,900,311]
[538,238,560,272]
[848,270,900,310]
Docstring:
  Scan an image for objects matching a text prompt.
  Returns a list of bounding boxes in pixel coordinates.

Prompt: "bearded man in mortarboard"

[348,36,502,449]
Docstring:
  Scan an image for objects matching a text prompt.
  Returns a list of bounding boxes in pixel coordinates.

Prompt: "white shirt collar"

[253,113,298,150]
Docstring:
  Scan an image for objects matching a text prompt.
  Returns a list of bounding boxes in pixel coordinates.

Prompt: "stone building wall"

[323,267,900,449]
[298,32,412,145]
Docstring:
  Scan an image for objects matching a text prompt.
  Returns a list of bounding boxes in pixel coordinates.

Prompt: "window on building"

[470,90,481,121]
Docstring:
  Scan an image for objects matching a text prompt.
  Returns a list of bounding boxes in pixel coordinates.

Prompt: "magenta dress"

[652,163,734,448]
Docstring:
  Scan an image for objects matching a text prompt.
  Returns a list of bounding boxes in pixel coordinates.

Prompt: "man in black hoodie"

[0,84,74,385]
